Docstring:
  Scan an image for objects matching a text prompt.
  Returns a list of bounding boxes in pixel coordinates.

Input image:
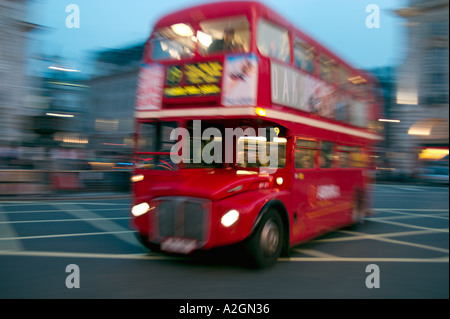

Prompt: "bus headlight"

[131,174,144,182]
[221,209,240,227]
[132,202,150,217]
[276,177,284,185]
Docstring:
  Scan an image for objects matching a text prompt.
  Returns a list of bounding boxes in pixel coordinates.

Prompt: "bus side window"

[320,141,334,168]
[257,19,290,63]
[337,146,348,168]
[338,66,350,89]
[337,146,365,168]
[294,139,317,169]
[319,54,336,83]
[337,145,351,167]
[136,122,178,170]
[349,147,365,167]
[294,39,315,73]
[161,125,176,152]
[137,123,154,152]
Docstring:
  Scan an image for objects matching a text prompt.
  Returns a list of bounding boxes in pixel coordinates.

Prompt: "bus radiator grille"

[153,197,210,243]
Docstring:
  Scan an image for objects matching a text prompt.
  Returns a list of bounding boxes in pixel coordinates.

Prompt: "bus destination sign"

[164,61,223,98]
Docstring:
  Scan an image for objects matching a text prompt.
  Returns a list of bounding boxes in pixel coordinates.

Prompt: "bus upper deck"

[135,1,381,144]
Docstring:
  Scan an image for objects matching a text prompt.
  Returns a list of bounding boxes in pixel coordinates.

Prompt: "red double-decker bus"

[131,1,382,267]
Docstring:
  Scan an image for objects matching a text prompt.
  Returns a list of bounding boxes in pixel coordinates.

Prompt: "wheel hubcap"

[260,219,280,256]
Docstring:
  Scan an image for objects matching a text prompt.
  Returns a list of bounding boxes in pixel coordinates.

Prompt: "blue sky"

[27,0,408,76]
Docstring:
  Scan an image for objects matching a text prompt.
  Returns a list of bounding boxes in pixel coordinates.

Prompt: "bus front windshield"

[135,120,286,171]
[151,16,250,61]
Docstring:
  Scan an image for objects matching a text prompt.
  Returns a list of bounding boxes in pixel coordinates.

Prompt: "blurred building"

[392,0,449,178]
[87,43,145,159]
[368,66,398,177]
[31,67,90,148]
[370,66,397,149]
[0,0,37,145]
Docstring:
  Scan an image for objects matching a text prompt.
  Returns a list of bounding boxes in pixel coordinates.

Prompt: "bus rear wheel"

[246,209,284,268]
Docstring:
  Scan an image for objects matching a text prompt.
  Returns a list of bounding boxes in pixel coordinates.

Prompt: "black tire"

[135,233,161,252]
[245,208,284,268]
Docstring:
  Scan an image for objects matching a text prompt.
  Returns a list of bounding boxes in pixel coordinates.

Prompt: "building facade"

[391,0,449,178]
[0,0,36,145]
[87,43,145,159]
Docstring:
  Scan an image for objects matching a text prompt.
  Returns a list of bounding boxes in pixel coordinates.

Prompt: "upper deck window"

[151,24,195,60]
[348,75,369,99]
[337,66,351,89]
[198,16,250,56]
[257,19,290,63]
[319,54,336,83]
[294,38,315,73]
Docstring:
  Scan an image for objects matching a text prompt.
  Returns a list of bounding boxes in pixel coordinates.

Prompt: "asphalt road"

[0,184,448,302]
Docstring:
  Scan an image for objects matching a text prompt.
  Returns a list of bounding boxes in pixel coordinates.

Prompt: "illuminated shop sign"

[164,61,223,98]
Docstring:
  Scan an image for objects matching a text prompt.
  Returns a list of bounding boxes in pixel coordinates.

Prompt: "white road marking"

[0,230,135,241]
[367,219,449,232]
[372,209,449,221]
[293,249,337,258]
[0,202,447,265]
[280,256,449,263]
[0,205,24,251]
[0,250,177,260]
[0,207,128,215]
[50,203,139,247]
[0,201,130,206]
[0,217,130,225]
[374,208,449,212]
[0,250,447,264]
[318,230,449,254]
[368,214,449,221]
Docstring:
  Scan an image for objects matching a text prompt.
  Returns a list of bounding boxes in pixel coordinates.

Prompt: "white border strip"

[135,106,381,141]
[267,109,382,141]
[135,106,254,119]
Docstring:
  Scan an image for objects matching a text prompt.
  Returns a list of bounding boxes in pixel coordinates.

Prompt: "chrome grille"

[152,197,210,243]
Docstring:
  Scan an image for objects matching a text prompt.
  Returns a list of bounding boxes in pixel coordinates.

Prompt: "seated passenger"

[208,29,243,54]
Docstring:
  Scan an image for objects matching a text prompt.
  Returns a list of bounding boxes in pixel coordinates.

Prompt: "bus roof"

[154,1,283,29]
[152,1,369,79]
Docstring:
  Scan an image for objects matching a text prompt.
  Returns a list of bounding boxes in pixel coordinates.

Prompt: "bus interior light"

[197,31,213,47]
[171,23,194,37]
